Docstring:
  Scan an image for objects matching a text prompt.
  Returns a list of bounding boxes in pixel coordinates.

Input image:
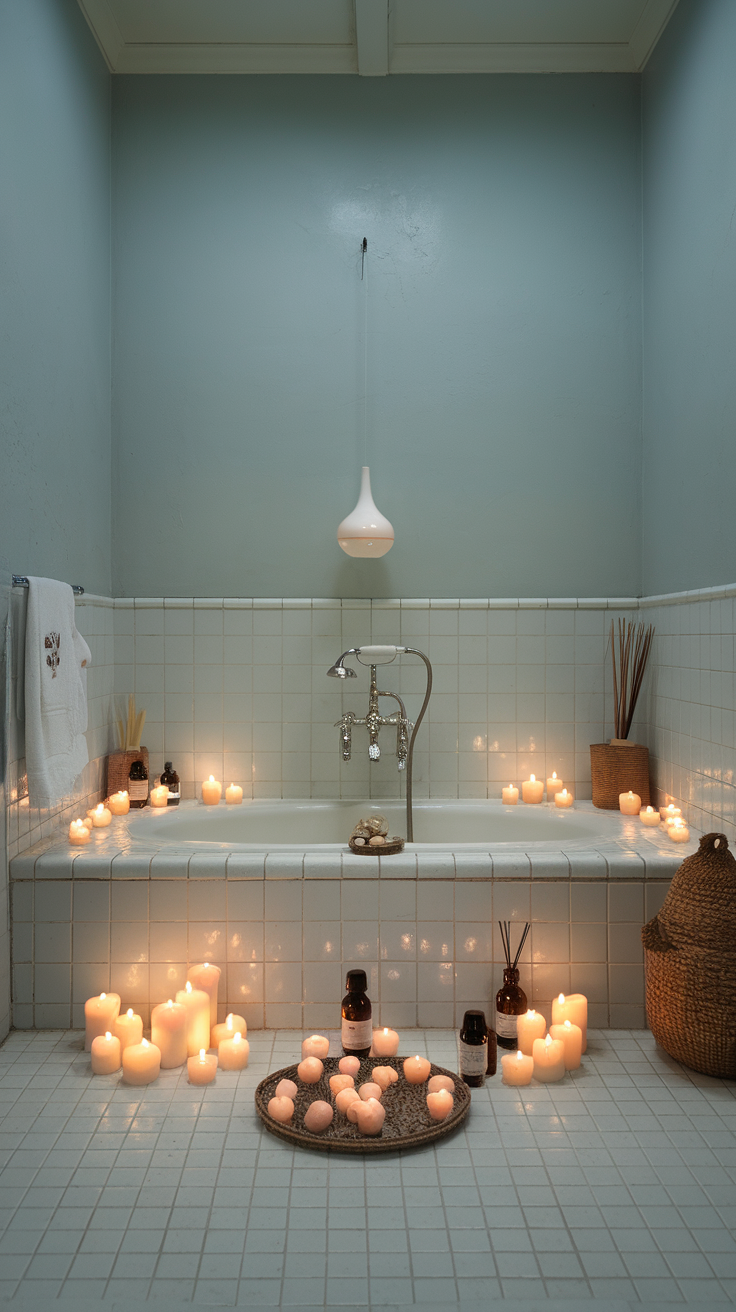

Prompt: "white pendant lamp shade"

[338,467,394,558]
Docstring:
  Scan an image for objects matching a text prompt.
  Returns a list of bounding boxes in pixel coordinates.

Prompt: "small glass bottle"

[341,969,372,1058]
[127,758,149,809]
[495,967,528,1050]
[458,1009,490,1087]
[159,761,180,806]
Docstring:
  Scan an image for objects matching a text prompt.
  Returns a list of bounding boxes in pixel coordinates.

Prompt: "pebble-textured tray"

[348,837,405,856]
[255,1055,471,1154]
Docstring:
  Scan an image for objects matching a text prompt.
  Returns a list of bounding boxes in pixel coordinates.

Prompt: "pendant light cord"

[362,238,368,467]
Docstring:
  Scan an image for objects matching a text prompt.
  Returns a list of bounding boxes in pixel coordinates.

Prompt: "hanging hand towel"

[24,577,92,807]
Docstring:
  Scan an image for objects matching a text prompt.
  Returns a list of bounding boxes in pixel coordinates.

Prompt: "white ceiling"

[78,0,680,76]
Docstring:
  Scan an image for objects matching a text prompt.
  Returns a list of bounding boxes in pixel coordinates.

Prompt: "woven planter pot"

[590,741,650,809]
[642,832,736,1079]
[106,747,149,798]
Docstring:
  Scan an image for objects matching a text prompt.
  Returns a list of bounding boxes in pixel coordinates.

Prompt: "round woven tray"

[255,1055,470,1153]
[348,837,405,856]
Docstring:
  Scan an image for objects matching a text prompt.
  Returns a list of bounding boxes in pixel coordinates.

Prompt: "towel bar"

[12,575,84,596]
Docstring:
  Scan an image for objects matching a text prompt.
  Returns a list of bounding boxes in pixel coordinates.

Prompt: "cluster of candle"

[501,993,587,1086]
[84,963,249,1086]
[502,773,572,808]
[201,777,243,805]
[619,792,690,842]
[69,792,128,843]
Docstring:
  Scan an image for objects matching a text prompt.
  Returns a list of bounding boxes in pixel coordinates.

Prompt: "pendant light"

[337,240,394,558]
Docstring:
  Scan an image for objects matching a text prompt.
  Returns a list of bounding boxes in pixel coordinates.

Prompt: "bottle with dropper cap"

[341,969,372,1057]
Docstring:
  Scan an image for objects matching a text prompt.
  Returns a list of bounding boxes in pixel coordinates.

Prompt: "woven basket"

[642,832,736,1078]
[590,741,650,809]
[106,747,149,798]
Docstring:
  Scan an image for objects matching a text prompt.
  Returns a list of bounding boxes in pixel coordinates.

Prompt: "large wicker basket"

[106,747,149,798]
[590,741,650,809]
[642,832,736,1078]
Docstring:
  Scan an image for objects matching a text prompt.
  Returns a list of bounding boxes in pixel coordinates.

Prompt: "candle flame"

[545,1034,552,1047]
[167,999,173,1007]
[101,992,106,999]
[516,1050,523,1061]
[127,1008,133,1018]
[552,772,558,780]
[234,1032,241,1044]
[226,1015,233,1030]
[564,1019,571,1029]
[105,1031,111,1040]
[199,1048,206,1061]
[186,981,192,993]
[204,962,209,968]
[527,1009,535,1017]
[629,791,634,797]
[384,1028,389,1035]
[142,1039,149,1048]
[558,993,565,1004]
[530,774,536,782]
[209,775,215,783]
[561,789,568,797]
[96,804,104,813]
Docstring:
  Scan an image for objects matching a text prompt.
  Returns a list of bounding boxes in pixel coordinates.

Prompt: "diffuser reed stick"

[499,920,530,971]
[610,619,654,740]
[116,694,146,750]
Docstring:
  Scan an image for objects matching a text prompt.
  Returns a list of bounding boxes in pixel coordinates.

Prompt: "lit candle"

[187,1048,217,1086]
[351,1097,385,1136]
[297,1056,324,1084]
[91,1031,121,1075]
[371,1027,400,1058]
[301,1034,330,1060]
[533,1033,566,1083]
[426,1088,454,1121]
[122,1038,161,1086]
[150,785,169,808]
[108,791,130,815]
[669,819,690,843]
[546,772,564,802]
[113,1007,143,1054]
[151,999,188,1068]
[218,1031,249,1071]
[175,981,211,1056]
[201,775,222,805]
[619,791,641,815]
[84,991,121,1051]
[211,1013,247,1048]
[640,805,661,826]
[403,1055,431,1084]
[502,784,519,805]
[521,774,544,804]
[551,992,588,1051]
[336,1086,361,1115]
[225,783,243,805]
[358,1082,383,1102]
[371,1066,399,1092]
[517,1009,546,1056]
[69,819,91,845]
[329,1072,355,1096]
[187,962,221,1031]
[554,788,574,809]
[304,1101,334,1133]
[427,1073,454,1094]
[501,1049,534,1086]
[338,1055,360,1076]
[660,803,682,824]
[88,803,112,827]
[549,1019,583,1070]
[268,1096,294,1123]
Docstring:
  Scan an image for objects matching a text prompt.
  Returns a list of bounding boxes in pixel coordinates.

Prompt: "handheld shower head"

[326,651,358,678]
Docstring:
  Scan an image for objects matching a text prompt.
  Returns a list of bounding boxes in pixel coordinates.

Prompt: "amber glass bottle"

[127,758,149,809]
[458,1009,490,1087]
[160,761,180,806]
[495,966,528,1050]
[341,969,372,1057]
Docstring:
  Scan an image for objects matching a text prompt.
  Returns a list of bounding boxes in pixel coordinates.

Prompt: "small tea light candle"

[403,1055,431,1085]
[85,991,121,1050]
[428,1073,454,1094]
[549,1019,583,1070]
[533,1033,566,1083]
[371,1066,399,1092]
[113,1007,143,1054]
[187,1048,217,1086]
[517,1009,546,1056]
[69,819,91,845]
[426,1088,453,1121]
[218,1031,249,1071]
[554,788,574,809]
[108,791,130,815]
[640,805,661,826]
[546,773,564,802]
[551,992,588,1051]
[669,819,690,843]
[225,783,243,805]
[298,1056,324,1084]
[501,1049,534,1086]
[338,1055,360,1076]
[150,785,169,808]
[522,774,544,804]
[211,1013,247,1048]
[123,1038,161,1086]
[175,981,211,1056]
[88,803,112,827]
[151,999,188,1068]
[371,1027,400,1058]
[201,775,222,805]
[187,962,221,1031]
[304,1101,334,1133]
[268,1096,294,1123]
[660,803,682,824]
[91,1031,121,1075]
[619,791,641,815]
[502,784,519,806]
[302,1034,330,1060]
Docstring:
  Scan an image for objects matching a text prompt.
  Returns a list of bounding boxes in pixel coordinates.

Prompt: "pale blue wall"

[0,0,111,597]
[112,75,642,599]
[642,0,736,594]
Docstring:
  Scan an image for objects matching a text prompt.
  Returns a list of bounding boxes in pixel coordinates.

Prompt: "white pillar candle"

[640,805,661,826]
[201,775,222,805]
[669,820,690,843]
[225,783,243,805]
[546,773,564,801]
[150,785,169,808]
[403,1055,431,1084]
[212,1013,247,1048]
[554,788,574,809]
[501,1049,534,1086]
[516,1009,546,1056]
[122,1038,161,1086]
[69,819,91,845]
[502,784,519,805]
[108,791,130,815]
[371,1027,400,1058]
[426,1089,454,1121]
[84,992,121,1051]
[91,1031,121,1075]
[113,1007,143,1054]
[532,1034,566,1083]
[551,992,588,1052]
[619,791,641,815]
[187,1048,217,1085]
[549,1019,583,1070]
[521,774,544,804]
[175,981,211,1056]
[301,1034,330,1060]
[187,962,221,1031]
[218,1032,249,1070]
[660,803,682,824]
[88,804,112,827]
[151,999,188,1068]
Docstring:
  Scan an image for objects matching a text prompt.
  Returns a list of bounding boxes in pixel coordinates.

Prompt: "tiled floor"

[0,1030,735,1311]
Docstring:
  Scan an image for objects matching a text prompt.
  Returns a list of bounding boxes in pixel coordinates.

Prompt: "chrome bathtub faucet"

[326,645,432,842]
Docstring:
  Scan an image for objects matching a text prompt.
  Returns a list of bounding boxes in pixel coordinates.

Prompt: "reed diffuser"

[590,618,655,809]
[106,695,149,799]
[610,618,655,743]
[495,921,530,1050]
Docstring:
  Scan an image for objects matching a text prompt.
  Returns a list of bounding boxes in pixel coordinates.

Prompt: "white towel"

[24,577,92,808]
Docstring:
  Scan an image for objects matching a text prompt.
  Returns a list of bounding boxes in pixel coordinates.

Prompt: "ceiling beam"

[391,43,637,75]
[355,0,389,76]
[629,0,681,69]
[76,0,123,72]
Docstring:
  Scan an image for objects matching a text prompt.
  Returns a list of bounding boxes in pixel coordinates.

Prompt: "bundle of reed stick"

[610,618,654,740]
[499,920,530,971]
[116,694,146,750]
